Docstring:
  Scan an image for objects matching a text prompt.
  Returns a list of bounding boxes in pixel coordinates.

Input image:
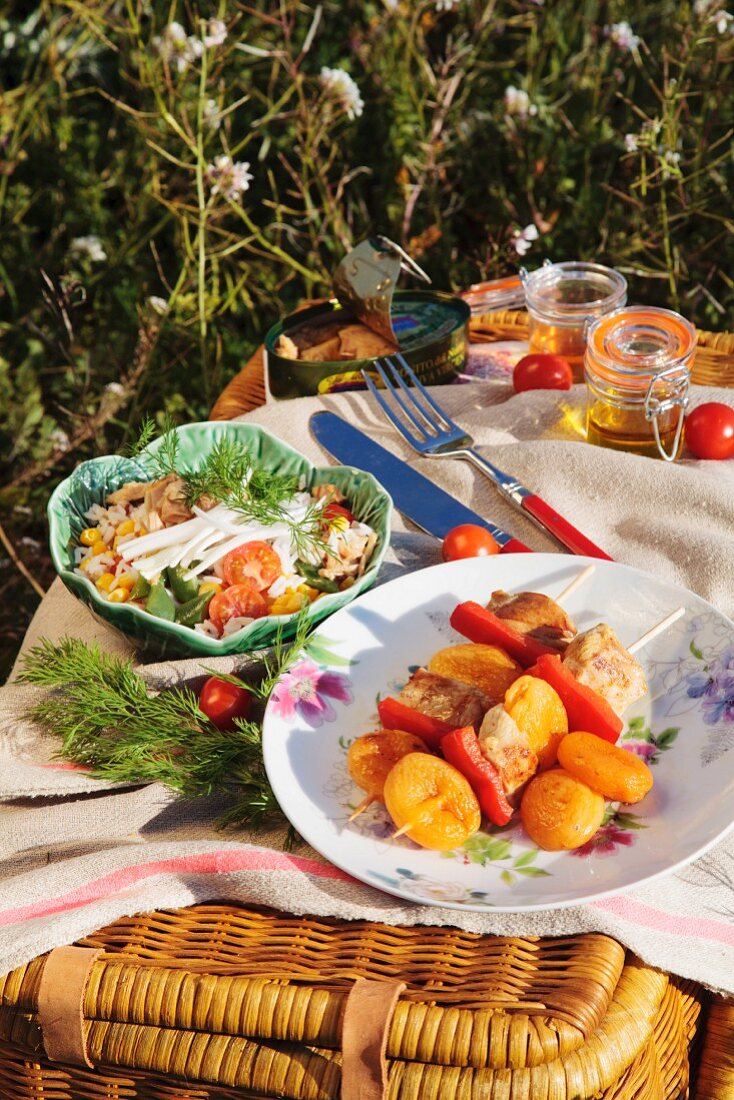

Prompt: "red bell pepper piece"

[441,726,513,826]
[533,653,622,744]
[450,601,558,667]
[377,697,453,750]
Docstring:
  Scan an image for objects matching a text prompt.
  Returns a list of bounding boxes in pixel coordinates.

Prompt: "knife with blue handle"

[310,411,533,554]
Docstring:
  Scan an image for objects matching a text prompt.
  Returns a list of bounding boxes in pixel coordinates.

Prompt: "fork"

[362,354,613,560]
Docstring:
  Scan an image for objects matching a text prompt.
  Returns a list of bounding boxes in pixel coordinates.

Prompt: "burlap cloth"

[2,382,733,992]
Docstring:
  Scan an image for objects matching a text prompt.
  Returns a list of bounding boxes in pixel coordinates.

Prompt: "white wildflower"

[205,155,253,202]
[504,85,538,121]
[693,0,734,30]
[319,66,364,121]
[203,98,221,131]
[661,149,682,177]
[513,224,539,257]
[70,235,107,263]
[104,382,125,398]
[624,133,639,153]
[202,18,227,48]
[604,21,640,51]
[384,0,400,9]
[3,31,16,50]
[155,22,200,73]
[148,296,169,315]
[436,0,461,9]
[49,428,70,450]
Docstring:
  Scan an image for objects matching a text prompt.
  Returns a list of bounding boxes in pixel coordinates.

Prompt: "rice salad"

[73,471,378,639]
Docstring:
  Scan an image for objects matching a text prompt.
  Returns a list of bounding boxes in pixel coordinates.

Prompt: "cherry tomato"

[322,502,355,526]
[199,676,253,730]
[684,402,734,460]
[222,541,281,591]
[208,582,268,634]
[513,354,573,393]
[442,524,500,562]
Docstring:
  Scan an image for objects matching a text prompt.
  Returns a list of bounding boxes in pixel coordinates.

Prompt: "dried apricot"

[557,731,654,804]
[520,768,605,851]
[347,730,430,802]
[383,753,481,850]
[504,675,568,769]
[428,643,521,704]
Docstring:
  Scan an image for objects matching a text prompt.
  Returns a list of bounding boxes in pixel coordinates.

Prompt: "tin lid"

[332,237,431,343]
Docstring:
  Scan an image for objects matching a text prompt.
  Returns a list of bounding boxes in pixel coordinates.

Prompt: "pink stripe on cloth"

[592,894,734,948]
[0,849,353,927]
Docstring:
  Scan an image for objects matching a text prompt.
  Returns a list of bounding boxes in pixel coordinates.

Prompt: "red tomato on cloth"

[513,354,573,393]
[199,676,253,729]
[208,582,268,633]
[442,524,500,561]
[684,402,734,460]
[222,541,281,590]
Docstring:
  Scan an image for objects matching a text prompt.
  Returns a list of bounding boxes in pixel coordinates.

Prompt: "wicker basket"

[0,902,718,1099]
[209,308,734,421]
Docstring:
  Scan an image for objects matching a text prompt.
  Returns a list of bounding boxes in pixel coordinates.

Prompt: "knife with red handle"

[463,451,613,560]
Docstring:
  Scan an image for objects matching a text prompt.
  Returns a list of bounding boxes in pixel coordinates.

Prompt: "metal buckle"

[644,365,690,462]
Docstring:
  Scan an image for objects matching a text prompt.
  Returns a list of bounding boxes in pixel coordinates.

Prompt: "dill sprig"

[128,420,329,558]
[16,627,310,837]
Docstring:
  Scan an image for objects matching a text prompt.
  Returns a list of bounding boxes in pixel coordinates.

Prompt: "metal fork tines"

[361,354,613,560]
[362,354,522,495]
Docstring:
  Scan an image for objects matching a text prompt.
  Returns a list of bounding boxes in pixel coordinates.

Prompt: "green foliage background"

[1,0,733,677]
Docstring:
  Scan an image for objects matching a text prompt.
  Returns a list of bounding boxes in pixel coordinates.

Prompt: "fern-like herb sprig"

[16,614,314,834]
[127,422,328,558]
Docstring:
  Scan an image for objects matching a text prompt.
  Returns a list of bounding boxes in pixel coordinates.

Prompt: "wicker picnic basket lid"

[0,903,708,1100]
[209,308,734,421]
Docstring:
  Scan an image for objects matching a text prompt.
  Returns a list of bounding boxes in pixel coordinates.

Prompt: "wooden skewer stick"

[347,795,376,823]
[390,796,446,840]
[556,564,596,605]
[628,607,686,655]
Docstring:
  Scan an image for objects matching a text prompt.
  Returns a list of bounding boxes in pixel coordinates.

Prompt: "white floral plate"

[262,554,734,911]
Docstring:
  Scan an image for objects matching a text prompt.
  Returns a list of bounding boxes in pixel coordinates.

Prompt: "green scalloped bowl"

[47,422,393,657]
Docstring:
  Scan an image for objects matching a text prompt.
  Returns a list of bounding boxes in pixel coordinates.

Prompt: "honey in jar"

[523,261,628,381]
[584,307,696,461]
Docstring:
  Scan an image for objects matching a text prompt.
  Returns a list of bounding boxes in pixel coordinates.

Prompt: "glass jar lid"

[522,261,627,324]
[587,306,696,388]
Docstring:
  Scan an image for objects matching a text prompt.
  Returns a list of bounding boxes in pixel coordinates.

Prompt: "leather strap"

[37,946,102,1067]
[340,978,406,1100]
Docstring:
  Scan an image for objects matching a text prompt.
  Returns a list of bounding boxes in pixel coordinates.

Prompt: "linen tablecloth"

[2,381,733,993]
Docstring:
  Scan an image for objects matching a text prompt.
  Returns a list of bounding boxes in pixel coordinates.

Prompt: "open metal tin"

[265,290,470,399]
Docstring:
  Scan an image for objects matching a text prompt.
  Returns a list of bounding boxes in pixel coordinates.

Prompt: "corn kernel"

[107,586,129,603]
[95,572,116,592]
[79,556,95,572]
[113,573,136,590]
[80,527,103,546]
[199,581,223,597]
[116,519,135,536]
[329,515,350,532]
[296,585,320,603]
[92,541,110,556]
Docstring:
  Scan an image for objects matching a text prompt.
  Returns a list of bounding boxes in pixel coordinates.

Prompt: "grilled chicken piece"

[399,669,490,731]
[487,590,576,652]
[563,623,647,718]
[144,474,193,528]
[478,705,538,797]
